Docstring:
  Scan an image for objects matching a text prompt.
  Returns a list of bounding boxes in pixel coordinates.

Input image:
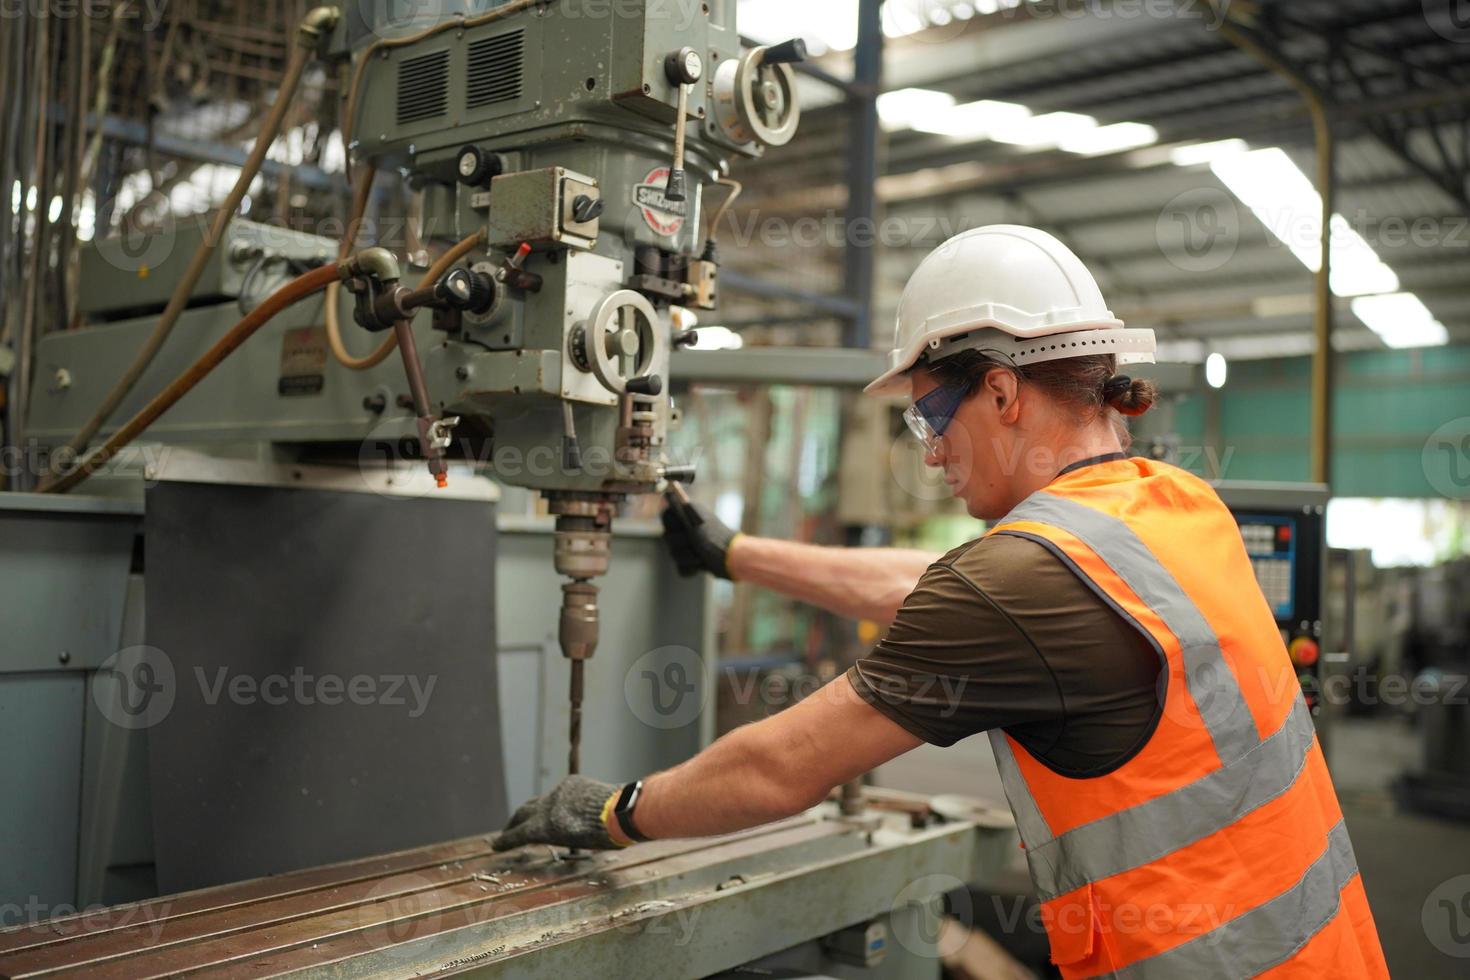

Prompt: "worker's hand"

[493,775,625,851]
[661,492,739,579]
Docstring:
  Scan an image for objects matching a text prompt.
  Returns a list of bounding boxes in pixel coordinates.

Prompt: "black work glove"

[493,775,622,851]
[660,492,739,579]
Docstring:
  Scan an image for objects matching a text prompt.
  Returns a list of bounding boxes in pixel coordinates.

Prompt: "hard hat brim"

[865,321,1154,397]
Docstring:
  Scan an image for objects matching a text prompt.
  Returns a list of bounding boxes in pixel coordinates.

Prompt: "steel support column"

[842,0,883,350]
[1219,19,1335,487]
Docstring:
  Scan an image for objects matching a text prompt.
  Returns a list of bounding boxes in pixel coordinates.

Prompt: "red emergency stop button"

[1289,636,1319,668]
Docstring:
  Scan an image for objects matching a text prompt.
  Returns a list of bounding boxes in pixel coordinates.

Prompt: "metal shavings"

[614,900,676,919]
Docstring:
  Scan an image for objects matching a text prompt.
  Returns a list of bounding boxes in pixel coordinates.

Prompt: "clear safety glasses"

[903,380,975,452]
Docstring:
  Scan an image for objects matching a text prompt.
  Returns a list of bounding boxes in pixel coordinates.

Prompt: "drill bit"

[568,658,584,775]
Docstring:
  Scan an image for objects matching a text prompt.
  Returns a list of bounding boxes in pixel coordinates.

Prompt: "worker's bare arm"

[632,675,922,839]
[728,537,938,626]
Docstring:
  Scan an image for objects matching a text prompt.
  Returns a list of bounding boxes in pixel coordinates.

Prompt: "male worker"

[496,225,1388,977]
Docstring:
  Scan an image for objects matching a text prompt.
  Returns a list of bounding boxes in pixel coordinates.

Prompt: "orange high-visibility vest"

[986,457,1387,978]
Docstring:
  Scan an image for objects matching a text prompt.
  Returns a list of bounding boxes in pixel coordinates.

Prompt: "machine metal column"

[842,0,883,350]
[1219,18,1335,487]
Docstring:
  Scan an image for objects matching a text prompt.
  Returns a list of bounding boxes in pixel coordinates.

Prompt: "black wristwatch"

[612,780,651,843]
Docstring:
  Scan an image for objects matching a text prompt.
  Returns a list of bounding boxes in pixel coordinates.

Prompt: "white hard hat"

[865,224,1155,396]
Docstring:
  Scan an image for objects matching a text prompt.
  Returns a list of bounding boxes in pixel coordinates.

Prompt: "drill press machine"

[331,0,805,773]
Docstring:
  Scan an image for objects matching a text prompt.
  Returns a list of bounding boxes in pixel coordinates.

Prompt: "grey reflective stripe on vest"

[1114,819,1360,980]
[1021,697,1317,902]
[996,492,1261,768]
[988,729,1053,849]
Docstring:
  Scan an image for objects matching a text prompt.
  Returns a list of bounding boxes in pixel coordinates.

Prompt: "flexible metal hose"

[42,8,338,486]
[42,263,346,494]
[325,225,489,369]
[322,167,391,369]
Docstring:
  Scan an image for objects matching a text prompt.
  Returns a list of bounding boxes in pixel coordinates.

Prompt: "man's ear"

[982,369,1022,424]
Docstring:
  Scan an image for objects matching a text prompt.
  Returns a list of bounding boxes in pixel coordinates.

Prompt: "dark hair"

[925,348,1156,441]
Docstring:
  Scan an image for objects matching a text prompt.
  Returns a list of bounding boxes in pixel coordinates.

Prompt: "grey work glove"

[661,491,739,579]
[493,775,622,851]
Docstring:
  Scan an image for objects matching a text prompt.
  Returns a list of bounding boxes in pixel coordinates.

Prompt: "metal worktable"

[0,792,1013,979]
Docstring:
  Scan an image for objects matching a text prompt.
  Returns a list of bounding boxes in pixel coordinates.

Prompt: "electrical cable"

[39,8,338,490]
[322,166,392,369]
[41,262,346,495]
[704,177,742,245]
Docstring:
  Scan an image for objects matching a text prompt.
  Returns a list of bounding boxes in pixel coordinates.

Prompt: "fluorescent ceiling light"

[877,88,956,131]
[738,0,857,55]
[911,99,1030,138]
[1350,293,1449,349]
[1058,121,1158,156]
[989,111,1097,148]
[1170,138,1249,167]
[1205,352,1228,388]
[1210,148,1399,298]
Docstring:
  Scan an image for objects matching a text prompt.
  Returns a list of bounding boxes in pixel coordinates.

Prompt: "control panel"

[1215,483,1328,717]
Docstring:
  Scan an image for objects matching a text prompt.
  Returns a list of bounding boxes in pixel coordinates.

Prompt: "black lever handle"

[761,38,808,65]
[626,373,663,396]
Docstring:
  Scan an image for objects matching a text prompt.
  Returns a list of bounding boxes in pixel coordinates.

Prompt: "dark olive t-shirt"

[847,527,1165,777]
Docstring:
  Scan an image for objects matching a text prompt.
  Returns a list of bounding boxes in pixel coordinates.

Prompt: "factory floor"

[1330,716,1469,979]
[871,714,1470,978]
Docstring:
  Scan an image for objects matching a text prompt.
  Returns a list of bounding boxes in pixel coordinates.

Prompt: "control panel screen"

[1237,514,1296,621]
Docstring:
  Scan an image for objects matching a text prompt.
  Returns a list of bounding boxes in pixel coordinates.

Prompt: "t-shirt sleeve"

[845,543,1069,747]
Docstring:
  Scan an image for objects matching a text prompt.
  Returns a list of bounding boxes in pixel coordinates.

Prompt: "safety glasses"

[903,380,975,452]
